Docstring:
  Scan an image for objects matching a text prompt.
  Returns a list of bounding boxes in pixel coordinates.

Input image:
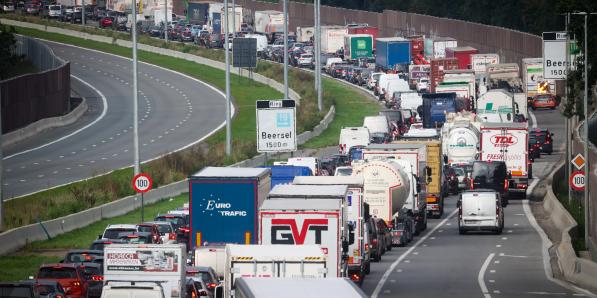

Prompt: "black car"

[529,135,541,161]
[366,218,383,262]
[471,161,509,206]
[81,262,103,298]
[149,25,164,37]
[0,282,38,298]
[18,279,67,298]
[529,128,554,154]
[63,249,103,263]
[444,165,459,195]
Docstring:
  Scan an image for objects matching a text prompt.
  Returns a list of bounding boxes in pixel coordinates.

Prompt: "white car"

[48,4,61,18]
[144,221,177,244]
[458,190,504,234]
[101,224,139,240]
[297,53,313,67]
[416,78,429,92]
[2,3,15,12]
[367,72,383,90]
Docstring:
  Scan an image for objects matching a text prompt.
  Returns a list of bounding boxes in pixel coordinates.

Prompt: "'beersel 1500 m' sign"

[256,100,297,152]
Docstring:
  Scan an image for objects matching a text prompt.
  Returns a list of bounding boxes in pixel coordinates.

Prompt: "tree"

[0,25,24,80]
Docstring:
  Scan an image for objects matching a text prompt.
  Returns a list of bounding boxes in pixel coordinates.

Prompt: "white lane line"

[479,253,495,298]
[529,109,538,129]
[526,292,568,296]
[372,209,458,298]
[523,180,597,297]
[3,75,108,161]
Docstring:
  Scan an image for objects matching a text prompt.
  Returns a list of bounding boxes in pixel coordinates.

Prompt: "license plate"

[464,220,480,225]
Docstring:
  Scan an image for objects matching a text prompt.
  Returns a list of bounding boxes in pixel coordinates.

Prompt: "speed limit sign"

[132,173,153,193]
[569,170,585,191]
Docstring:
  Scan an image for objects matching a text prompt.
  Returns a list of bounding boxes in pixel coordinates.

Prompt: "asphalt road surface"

[3,40,226,199]
[361,108,593,298]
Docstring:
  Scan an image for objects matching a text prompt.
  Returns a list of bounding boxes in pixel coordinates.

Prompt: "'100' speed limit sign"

[132,173,153,193]
[569,170,585,191]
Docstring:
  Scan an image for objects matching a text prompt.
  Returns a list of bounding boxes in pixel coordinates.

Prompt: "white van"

[363,116,390,135]
[243,34,268,53]
[458,190,504,234]
[325,57,343,72]
[339,127,370,154]
[377,74,400,101]
[286,157,320,176]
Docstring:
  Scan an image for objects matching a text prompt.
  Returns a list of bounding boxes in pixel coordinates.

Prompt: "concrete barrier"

[543,163,597,292]
[3,95,87,148]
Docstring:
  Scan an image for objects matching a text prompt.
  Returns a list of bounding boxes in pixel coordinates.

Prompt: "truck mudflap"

[426,194,443,218]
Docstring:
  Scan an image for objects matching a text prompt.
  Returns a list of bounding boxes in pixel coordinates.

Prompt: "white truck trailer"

[476,89,515,123]
[103,244,186,298]
[480,122,529,198]
[292,176,368,284]
[222,244,327,298]
[233,277,368,298]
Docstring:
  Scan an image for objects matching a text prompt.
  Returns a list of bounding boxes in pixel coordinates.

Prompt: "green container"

[345,34,373,60]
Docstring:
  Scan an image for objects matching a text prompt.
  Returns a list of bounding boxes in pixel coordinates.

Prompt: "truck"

[103,244,186,298]
[445,46,479,70]
[296,26,314,42]
[407,36,425,61]
[186,2,209,25]
[442,69,476,110]
[487,63,523,93]
[361,144,428,232]
[425,37,458,59]
[292,176,368,284]
[321,26,348,54]
[348,26,379,49]
[232,277,368,298]
[254,10,283,34]
[194,246,226,279]
[476,89,515,123]
[513,93,528,119]
[480,122,529,198]
[344,34,374,61]
[339,127,370,155]
[261,165,312,189]
[264,184,350,278]
[522,58,557,101]
[435,82,472,111]
[430,58,459,93]
[189,167,271,248]
[471,53,500,74]
[441,118,480,165]
[408,64,431,88]
[375,37,411,71]
[350,159,411,225]
[421,92,457,128]
[222,245,327,298]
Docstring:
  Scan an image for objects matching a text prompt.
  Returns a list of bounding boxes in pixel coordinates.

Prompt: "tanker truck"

[441,113,481,165]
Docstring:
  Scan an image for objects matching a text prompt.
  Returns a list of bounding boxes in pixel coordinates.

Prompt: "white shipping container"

[432,38,457,59]
[321,26,348,54]
[480,123,528,178]
[194,246,226,278]
[471,54,500,73]
[297,26,315,42]
[104,244,186,298]
[254,10,283,33]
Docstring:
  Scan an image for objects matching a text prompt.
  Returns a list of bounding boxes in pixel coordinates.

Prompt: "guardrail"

[0,34,70,133]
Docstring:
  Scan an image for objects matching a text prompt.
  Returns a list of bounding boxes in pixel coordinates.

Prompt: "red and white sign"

[490,134,518,147]
[481,126,528,177]
[132,173,153,193]
[570,170,585,191]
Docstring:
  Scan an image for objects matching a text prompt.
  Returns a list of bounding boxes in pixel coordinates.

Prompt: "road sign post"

[542,32,571,80]
[256,100,297,153]
[132,173,153,222]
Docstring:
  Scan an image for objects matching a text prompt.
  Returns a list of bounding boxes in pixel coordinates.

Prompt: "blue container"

[261,165,312,189]
[422,93,457,128]
[376,37,411,70]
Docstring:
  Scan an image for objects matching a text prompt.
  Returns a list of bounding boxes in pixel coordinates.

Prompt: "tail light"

[350,274,361,282]
[179,227,190,233]
[191,291,197,298]
[91,275,103,281]
[199,290,209,296]
[208,283,217,289]
[71,281,81,287]
[169,233,177,240]
[545,140,551,144]
[365,243,370,251]
[372,239,378,246]
[504,179,509,190]
[496,204,500,218]
[517,183,527,189]
[470,179,474,189]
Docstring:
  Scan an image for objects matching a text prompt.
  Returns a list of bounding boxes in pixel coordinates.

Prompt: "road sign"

[233,38,257,68]
[571,153,585,170]
[256,100,297,152]
[542,32,571,79]
[132,173,153,193]
[570,170,585,191]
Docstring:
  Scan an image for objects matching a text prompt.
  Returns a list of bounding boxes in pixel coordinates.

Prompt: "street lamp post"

[283,0,288,99]
[132,0,140,176]
[224,0,231,156]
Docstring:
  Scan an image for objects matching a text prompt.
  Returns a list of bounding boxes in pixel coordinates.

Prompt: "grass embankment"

[3,20,378,231]
[0,194,187,281]
[552,167,586,253]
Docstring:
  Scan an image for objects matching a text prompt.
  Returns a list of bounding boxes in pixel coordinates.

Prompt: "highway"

[2,40,226,199]
[360,108,590,298]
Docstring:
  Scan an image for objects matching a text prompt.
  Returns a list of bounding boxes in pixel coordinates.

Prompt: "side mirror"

[97,235,102,240]
[416,184,421,193]
[443,155,448,164]
[214,285,223,298]
[426,166,432,177]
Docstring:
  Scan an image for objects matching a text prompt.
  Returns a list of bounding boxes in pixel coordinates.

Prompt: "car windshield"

[49,5,60,10]
[104,228,136,239]
[532,132,546,143]
[83,266,101,277]
[121,235,151,244]
[137,226,154,233]
[336,168,352,176]
[65,252,98,263]
[38,267,77,279]
[155,216,184,228]
[454,168,465,176]
[536,95,552,102]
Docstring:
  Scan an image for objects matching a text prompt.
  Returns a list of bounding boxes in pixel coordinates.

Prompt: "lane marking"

[478,253,495,298]
[372,209,458,298]
[3,75,108,161]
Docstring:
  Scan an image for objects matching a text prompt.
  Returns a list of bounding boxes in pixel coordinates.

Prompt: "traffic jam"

[0,3,563,298]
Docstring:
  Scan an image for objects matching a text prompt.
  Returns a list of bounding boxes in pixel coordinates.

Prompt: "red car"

[36,263,88,298]
[100,16,114,28]
[531,94,557,110]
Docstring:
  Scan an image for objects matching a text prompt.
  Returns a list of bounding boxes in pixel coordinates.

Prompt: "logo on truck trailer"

[271,219,329,245]
[490,134,518,147]
[200,197,248,217]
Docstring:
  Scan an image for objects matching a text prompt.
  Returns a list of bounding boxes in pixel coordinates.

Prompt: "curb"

[3,92,88,148]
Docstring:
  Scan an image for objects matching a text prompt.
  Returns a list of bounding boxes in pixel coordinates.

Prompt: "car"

[99,16,114,28]
[452,163,472,190]
[297,53,313,67]
[186,266,219,294]
[365,218,382,262]
[443,165,459,195]
[18,279,67,298]
[25,3,39,15]
[334,166,353,176]
[458,190,505,234]
[379,109,407,136]
[186,277,211,298]
[528,135,541,161]
[531,93,557,110]
[81,262,103,298]
[529,128,554,154]
[390,220,409,247]
[205,33,222,48]
[47,4,61,18]
[118,232,157,244]
[2,3,15,13]
[141,221,178,244]
[416,78,429,92]
[154,214,188,238]
[375,217,392,253]
[0,281,38,298]
[361,221,372,274]
[89,239,127,251]
[70,11,82,24]
[149,25,164,37]
[180,29,194,42]
[368,72,383,91]
[137,222,164,243]
[36,263,89,298]
[470,161,509,206]
[100,224,139,240]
